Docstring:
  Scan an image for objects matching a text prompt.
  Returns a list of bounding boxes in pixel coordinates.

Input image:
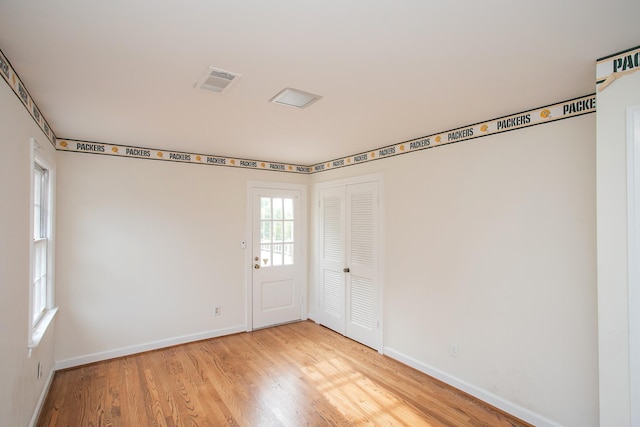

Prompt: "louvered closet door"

[319,186,346,335]
[319,180,381,351]
[345,181,379,350]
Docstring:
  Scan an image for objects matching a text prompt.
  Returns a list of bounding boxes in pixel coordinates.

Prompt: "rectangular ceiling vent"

[270,88,322,109]
[195,67,241,94]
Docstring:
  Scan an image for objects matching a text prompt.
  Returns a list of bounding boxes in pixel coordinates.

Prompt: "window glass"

[33,166,44,239]
[260,197,271,219]
[273,221,283,242]
[284,198,294,220]
[284,221,293,242]
[32,162,49,326]
[273,198,283,220]
[261,221,272,243]
[259,196,295,268]
[260,244,271,267]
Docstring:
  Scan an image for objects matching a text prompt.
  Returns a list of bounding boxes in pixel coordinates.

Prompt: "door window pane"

[261,197,271,219]
[260,244,272,267]
[274,222,283,242]
[284,221,293,242]
[261,221,272,243]
[284,198,294,219]
[273,198,283,220]
[258,196,295,268]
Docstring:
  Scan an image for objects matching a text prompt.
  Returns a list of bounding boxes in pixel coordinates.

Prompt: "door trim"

[246,181,308,331]
[627,105,640,426]
[314,173,384,352]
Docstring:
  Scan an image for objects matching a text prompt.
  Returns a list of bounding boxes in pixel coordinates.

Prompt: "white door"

[252,188,302,329]
[345,181,380,349]
[318,177,381,351]
[319,186,346,335]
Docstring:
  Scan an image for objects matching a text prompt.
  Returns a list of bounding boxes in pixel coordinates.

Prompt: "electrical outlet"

[449,344,459,358]
[214,306,221,316]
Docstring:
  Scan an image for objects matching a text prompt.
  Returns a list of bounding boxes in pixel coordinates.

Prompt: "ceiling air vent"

[270,87,322,109]
[195,67,241,94]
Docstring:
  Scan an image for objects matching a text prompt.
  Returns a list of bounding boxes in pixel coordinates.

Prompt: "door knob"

[254,264,261,269]
[343,267,350,273]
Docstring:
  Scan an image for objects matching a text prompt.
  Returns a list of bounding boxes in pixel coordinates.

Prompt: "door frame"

[627,105,640,425]
[314,172,385,352]
[246,181,308,331]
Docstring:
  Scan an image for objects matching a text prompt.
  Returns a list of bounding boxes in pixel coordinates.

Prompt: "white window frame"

[28,138,57,354]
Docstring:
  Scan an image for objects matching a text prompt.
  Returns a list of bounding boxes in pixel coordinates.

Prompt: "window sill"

[28,307,58,356]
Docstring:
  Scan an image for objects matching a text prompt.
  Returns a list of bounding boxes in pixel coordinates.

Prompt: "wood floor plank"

[38,321,532,427]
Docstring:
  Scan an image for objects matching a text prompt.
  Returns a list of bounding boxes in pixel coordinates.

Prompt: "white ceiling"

[0,1,639,166]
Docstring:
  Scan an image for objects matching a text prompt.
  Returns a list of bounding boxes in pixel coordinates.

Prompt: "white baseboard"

[29,366,55,427]
[383,347,562,427]
[55,324,247,370]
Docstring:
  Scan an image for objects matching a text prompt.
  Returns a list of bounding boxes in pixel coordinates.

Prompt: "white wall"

[54,152,308,365]
[310,115,598,426]
[596,70,640,427]
[0,81,57,426]
[44,86,598,425]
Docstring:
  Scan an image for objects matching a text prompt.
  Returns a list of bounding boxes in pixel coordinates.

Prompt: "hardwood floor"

[37,321,530,426]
